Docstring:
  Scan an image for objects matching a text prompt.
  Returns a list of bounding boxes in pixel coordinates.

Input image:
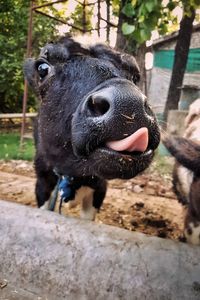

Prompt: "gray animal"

[164,137,200,245]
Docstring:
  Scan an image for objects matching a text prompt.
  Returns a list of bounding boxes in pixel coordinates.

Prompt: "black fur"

[24,37,160,209]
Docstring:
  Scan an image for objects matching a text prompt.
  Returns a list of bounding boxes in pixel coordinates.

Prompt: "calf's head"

[24,37,160,179]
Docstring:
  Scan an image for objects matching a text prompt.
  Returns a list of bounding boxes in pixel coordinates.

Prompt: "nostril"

[87,95,110,117]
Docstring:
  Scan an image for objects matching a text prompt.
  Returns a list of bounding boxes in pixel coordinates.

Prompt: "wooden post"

[20,0,34,148]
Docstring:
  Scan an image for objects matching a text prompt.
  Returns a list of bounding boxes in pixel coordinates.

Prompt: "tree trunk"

[82,0,87,34]
[115,0,128,51]
[115,2,146,93]
[163,8,195,125]
[135,43,147,94]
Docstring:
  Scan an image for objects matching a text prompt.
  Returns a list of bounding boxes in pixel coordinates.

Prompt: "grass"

[0,133,35,161]
[0,133,173,176]
[151,150,174,176]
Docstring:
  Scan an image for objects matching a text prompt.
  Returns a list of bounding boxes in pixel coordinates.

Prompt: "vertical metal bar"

[82,0,87,34]
[20,0,34,148]
[97,0,101,37]
[106,0,110,43]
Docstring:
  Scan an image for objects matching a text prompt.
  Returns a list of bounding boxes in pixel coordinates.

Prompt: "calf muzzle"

[72,79,159,158]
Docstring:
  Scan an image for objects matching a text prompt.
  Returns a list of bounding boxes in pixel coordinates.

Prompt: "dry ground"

[0,158,185,242]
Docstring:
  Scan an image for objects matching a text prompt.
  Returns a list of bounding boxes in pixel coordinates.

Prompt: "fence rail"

[0,113,37,119]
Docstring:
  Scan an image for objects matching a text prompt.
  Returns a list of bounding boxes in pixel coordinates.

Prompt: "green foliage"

[0,133,35,160]
[122,0,163,44]
[122,22,135,35]
[111,0,120,17]
[0,0,28,112]
[69,2,93,34]
[0,0,59,113]
[121,0,199,44]
[150,150,173,176]
[0,0,96,114]
[1,0,199,114]
[122,3,136,17]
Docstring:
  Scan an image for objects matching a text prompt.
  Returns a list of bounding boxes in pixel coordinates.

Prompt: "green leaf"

[122,22,135,35]
[143,15,158,29]
[138,15,145,23]
[158,23,168,35]
[140,28,151,41]
[167,1,177,10]
[131,0,137,6]
[122,3,136,17]
[193,0,200,6]
[138,3,147,15]
[145,1,155,12]
[132,29,143,43]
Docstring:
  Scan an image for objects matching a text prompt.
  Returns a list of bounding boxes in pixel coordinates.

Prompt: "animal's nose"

[85,94,111,118]
[72,82,154,157]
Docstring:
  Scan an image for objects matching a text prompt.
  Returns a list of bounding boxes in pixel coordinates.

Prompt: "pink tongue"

[106,127,148,152]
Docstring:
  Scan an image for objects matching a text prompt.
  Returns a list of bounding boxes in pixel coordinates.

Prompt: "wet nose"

[86,94,111,117]
[72,82,151,157]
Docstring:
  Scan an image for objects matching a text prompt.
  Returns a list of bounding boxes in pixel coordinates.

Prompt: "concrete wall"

[0,200,200,300]
[156,30,200,50]
[147,29,200,113]
[147,68,200,113]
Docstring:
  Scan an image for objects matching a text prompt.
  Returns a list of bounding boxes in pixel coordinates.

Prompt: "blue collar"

[58,176,74,202]
[48,169,75,214]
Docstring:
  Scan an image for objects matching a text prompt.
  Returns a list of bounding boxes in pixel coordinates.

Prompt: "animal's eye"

[37,62,50,80]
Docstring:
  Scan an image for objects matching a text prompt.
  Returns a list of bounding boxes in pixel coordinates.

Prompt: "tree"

[0,0,28,113]
[115,0,169,93]
[69,0,93,34]
[163,4,196,124]
[115,0,199,114]
[115,0,129,51]
[0,0,59,113]
[1,0,199,114]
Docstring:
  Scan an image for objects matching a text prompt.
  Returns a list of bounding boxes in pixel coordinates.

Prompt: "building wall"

[191,30,200,48]
[157,30,200,50]
[147,68,200,113]
[147,29,200,113]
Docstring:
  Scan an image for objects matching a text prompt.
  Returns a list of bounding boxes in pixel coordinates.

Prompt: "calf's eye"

[37,63,50,79]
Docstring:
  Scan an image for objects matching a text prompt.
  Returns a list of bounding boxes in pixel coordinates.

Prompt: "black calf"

[24,37,160,219]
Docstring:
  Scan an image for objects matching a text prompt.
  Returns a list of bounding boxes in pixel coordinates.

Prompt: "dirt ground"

[0,158,185,242]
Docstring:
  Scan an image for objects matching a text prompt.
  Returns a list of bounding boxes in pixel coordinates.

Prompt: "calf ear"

[90,44,140,84]
[120,53,140,83]
[23,58,39,96]
[39,38,89,63]
[163,136,200,174]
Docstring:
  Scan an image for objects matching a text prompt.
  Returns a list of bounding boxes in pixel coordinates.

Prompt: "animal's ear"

[120,53,140,83]
[39,38,90,64]
[163,136,200,174]
[58,37,90,56]
[39,42,70,63]
[23,58,40,95]
[90,44,140,84]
